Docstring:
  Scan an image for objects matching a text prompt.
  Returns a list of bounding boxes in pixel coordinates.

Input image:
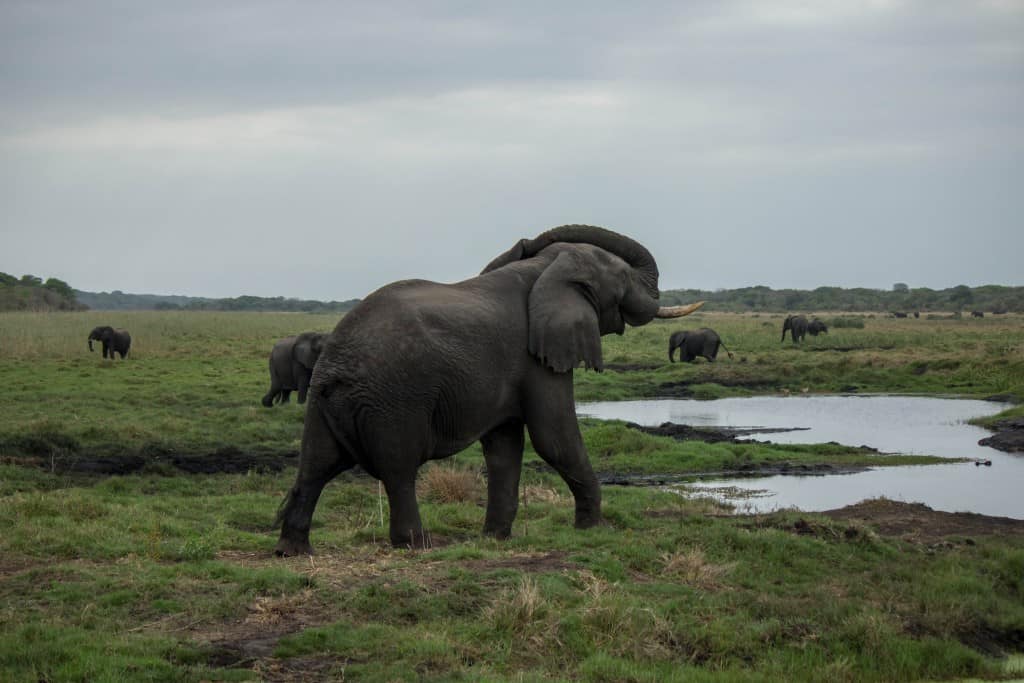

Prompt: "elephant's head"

[483,225,703,372]
[293,332,325,370]
[88,326,112,352]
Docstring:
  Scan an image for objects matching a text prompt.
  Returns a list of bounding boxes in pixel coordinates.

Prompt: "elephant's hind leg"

[275,397,354,556]
[481,421,525,539]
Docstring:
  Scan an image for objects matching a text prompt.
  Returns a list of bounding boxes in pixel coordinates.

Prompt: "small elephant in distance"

[781,315,808,343]
[668,327,733,363]
[88,326,131,359]
[807,319,828,336]
[971,311,984,318]
[262,332,326,407]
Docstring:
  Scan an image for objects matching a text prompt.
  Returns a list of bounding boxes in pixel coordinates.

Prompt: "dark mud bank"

[16,447,298,475]
[627,421,809,444]
[978,418,1024,453]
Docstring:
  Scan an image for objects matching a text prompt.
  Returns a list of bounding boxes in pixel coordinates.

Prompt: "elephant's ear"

[528,250,603,373]
[293,338,317,368]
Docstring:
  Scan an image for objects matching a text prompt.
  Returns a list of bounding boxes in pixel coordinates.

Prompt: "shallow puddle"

[578,396,1023,519]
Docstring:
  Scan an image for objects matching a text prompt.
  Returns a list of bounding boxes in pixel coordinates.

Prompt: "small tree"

[43,277,75,300]
[893,283,909,293]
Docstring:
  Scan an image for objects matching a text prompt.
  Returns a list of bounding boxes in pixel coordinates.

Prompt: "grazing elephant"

[807,319,828,336]
[262,332,325,407]
[87,326,131,359]
[971,311,984,318]
[274,225,704,554]
[913,311,920,318]
[781,315,808,343]
[668,327,733,363]
[893,311,908,318]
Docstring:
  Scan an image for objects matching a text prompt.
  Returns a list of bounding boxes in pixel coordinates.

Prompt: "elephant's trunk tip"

[655,301,705,318]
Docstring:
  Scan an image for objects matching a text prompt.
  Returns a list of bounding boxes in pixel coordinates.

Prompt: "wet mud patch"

[0,553,43,580]
[822,499,1024,544]
[657,377,776,397]
[627,421,808,444]
[978,417,1024,453]
[461,550,575,574]
[604,362,663,372]
[21,448,299,475]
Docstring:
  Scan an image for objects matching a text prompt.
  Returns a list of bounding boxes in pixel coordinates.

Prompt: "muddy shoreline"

[978,418,1024,453]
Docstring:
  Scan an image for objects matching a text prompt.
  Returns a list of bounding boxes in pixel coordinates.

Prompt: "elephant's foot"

[482,523,513,540]
[274,534,314,557]
[574,509,603,529]
[390,528,432,549]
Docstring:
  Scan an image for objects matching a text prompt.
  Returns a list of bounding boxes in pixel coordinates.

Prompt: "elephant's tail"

[719,339,735,360]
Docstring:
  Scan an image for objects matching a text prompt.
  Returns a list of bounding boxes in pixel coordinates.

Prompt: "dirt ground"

[822,498,1024,544]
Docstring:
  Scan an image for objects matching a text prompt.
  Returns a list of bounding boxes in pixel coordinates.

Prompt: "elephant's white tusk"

[655,301,705,318]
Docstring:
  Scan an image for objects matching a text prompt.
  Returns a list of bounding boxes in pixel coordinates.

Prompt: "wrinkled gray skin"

[807,319,828,336]
[781,315,808,343]
[668,328,733,363]
[262,332,325,407]
[88,326,131,359]
[275,225,702,554]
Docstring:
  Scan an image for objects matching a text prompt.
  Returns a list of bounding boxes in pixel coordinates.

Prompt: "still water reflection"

[577,396,1022,519]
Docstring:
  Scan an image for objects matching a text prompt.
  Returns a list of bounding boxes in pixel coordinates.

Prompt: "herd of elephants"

[77,226,947,554]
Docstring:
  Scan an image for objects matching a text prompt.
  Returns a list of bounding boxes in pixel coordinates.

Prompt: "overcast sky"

[1,1,1021,299]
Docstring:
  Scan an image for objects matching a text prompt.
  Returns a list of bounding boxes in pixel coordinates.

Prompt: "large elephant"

[274,225,704,554]
[262,332,326,407]
[668,327,733,363]
[88,326,131,359]
[807,319,828,336]
[781,315,808,343]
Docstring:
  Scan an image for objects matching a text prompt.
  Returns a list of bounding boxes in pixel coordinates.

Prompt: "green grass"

[1,310,1022,681]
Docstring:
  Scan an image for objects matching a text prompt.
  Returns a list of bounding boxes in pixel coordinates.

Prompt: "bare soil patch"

[822,499,1024,544]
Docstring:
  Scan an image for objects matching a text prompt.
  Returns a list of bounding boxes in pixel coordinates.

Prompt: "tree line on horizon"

[1,271,1021,313]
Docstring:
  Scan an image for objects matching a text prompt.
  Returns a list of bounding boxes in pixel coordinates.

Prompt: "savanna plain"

[1,311,1023,682]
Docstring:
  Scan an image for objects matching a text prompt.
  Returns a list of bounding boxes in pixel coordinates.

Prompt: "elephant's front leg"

[525,377,601,529]
[480,421,525,539]
[296,372,312,404]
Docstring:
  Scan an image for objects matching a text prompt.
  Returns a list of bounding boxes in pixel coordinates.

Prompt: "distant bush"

[661,284,1024,313]
[0,272,85,312]
[827,316,866,329]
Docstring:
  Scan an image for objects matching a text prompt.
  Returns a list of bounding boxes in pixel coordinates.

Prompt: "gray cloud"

[2,0,1022,298]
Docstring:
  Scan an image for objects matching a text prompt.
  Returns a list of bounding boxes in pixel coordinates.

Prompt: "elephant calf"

[807,319,828,336]
[668,327,733,363]
[262,332,326,407]
[781,314,808,343]
[88,326,131,359]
